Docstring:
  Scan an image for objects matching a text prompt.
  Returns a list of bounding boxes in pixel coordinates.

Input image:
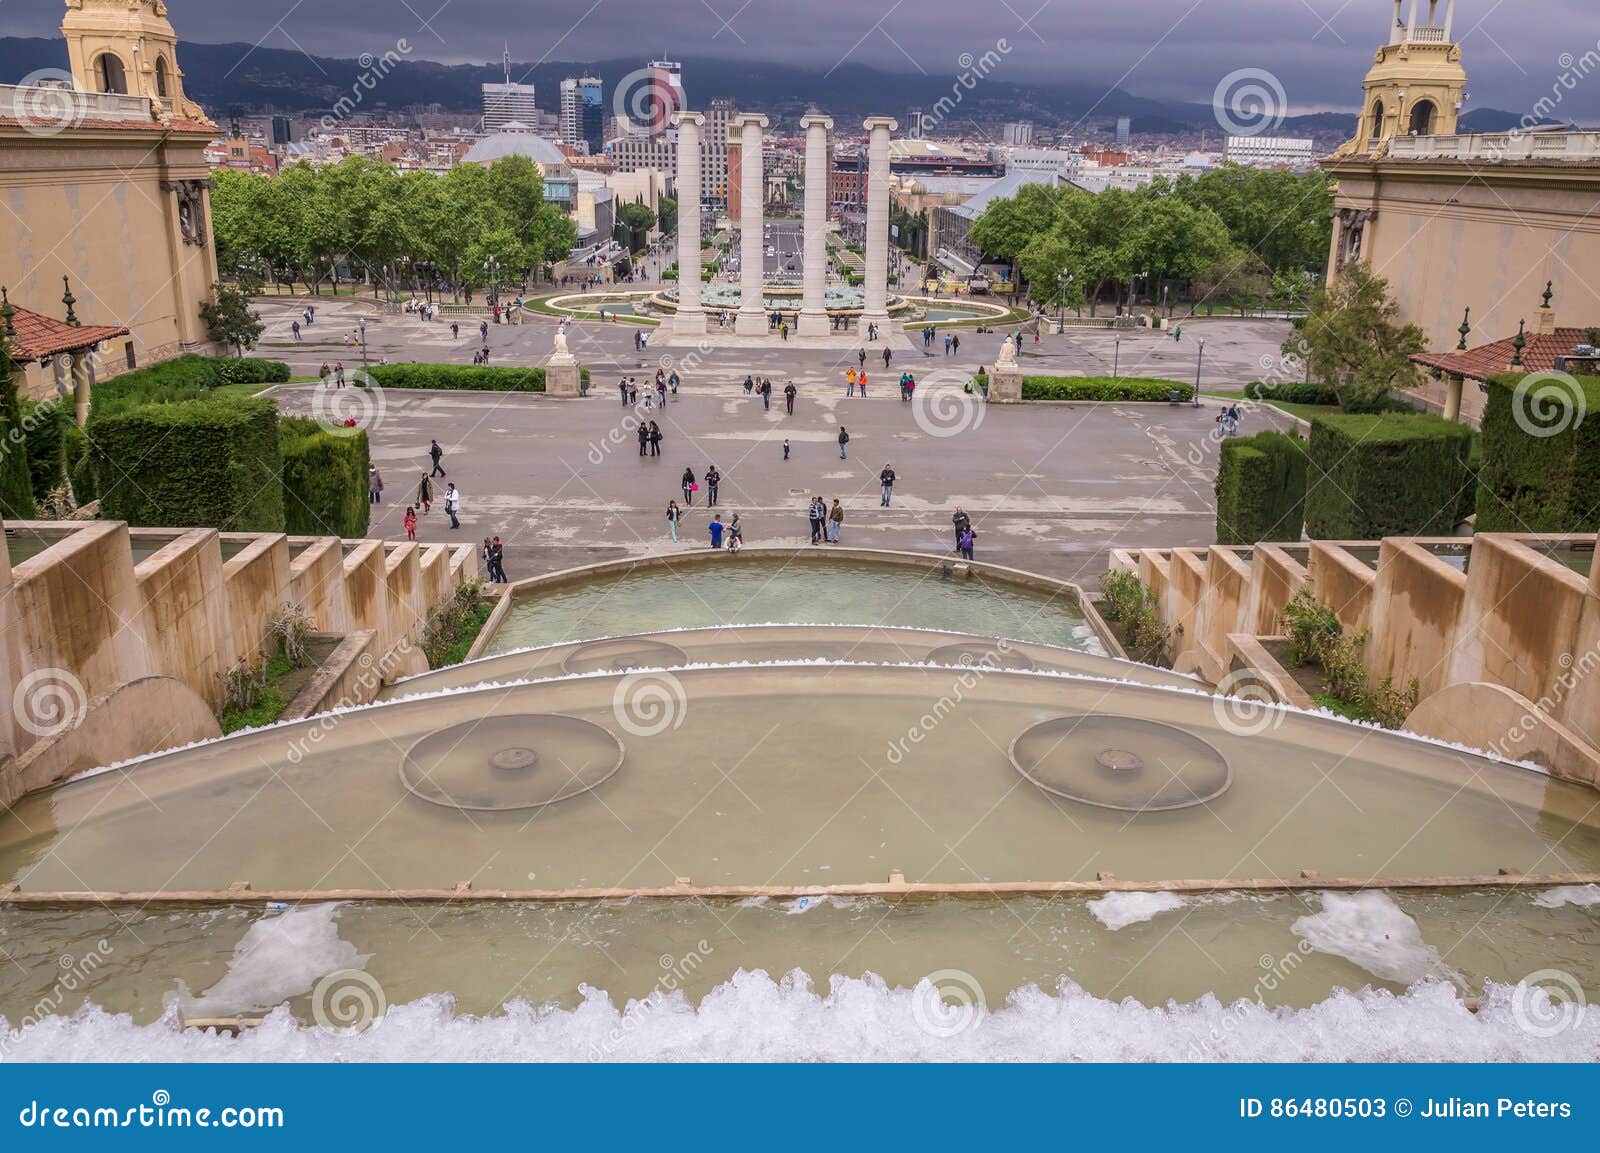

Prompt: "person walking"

[638,423,650,457]
[784,382,797,415]
[727,514,743,554]
[619,377,630,407]
[681,467,697,507]
[450,321,460,340]
[368,466,384,504]
[490,536,507,583]
[649,421,663,457]
[668,370,679,396]
[846,368,858,397]
[429,439,446,478]
[291,319,302,342]
[951,333,960,356]
[808,497,825,544]
[335,361,346,387]
[857,348,867,369]
[944,333,953,356]
[858,370,868,397]
[416,474,433,514]
[782,439,791,462]
[656,377,667,407]
[761,379,772,411]
[838,426,850,460]
[705,465,721,507]
[952,506,971,552]
[666,500,681,542]
[403,505,417,541]
[319,362,331,387]
[743,374,754,394]
[444,483,461,530]
[882,347,892,369]
[828,498,844,544]
[879,464,896,507]
[708,514,725,550]
[958,526,976,560]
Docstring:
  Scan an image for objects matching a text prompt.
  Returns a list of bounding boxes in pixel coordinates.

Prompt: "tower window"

[1408,99,1437,136]
[155,56,170,100]
[1368,100,1386,145]
[94,52,128,95]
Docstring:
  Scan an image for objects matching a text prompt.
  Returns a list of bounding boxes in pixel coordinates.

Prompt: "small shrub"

[421,578,490,668]
[33,483,76,521]
[1097,569,1170,666]
[265,601,314,668]
[1276,589,1419,728]
[367,364,547,392]
[1280,590,1340,667]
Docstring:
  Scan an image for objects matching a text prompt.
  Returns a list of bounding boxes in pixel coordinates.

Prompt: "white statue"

[548,323,577,367]
[995,335,1018,370]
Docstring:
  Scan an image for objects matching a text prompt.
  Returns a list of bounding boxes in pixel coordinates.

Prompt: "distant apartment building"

[1225,135,1316,167]
[608,131,677,174]
[270,115,292,146]
[1006,147,1082,177]
[1115,116,1132,146]
[645,58,683,135]
[483,81,537,132]
[703,97,737,208]
[1001,121,1034,146]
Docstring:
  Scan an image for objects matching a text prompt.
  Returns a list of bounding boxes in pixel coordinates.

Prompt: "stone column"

[860,116,897,335]
[733,113,770,337]
[672,111,706,338]
[797,112,834,337]
[70,352,94,428]
[1442,373,1464,423]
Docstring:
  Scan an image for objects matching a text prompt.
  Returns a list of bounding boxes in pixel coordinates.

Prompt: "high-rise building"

[644,58,683,135]
[483,43,536,132]
[558,75,605,154]
[1002,121,1035,146]
[270,115,292,146]
[703,97,737,208]
[1115,116,1132,146]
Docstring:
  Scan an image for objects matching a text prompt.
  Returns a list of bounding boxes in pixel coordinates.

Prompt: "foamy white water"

[1292,892,1459,986]
[5,971,1596,1062]
[1087,892,1187,930]
[179,904,367,1017]
[1532,884,1600,909]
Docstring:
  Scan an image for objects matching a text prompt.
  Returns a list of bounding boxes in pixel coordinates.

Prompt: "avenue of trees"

[967,165,1334,316]
[210,155,579,300]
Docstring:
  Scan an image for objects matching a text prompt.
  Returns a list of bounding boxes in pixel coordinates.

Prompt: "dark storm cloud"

[4,0,1597,118]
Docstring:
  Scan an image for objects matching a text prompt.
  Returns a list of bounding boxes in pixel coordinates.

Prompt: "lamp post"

[357,317,368,382]
[1113,338,1121,380]
[1161,282,1171,318]
[1057,269,1074,333]
[1131,271,1148,310]
[483,256,502,307]
[1193,338,1205,408]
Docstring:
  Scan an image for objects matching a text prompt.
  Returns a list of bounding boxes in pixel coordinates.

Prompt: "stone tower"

[1335,0,1466,156]
[60,0,213,126]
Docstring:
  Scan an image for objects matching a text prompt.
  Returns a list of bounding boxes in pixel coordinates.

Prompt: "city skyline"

[2,0,1596,120]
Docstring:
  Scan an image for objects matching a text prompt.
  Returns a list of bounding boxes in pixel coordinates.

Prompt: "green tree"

[200,282,266,356]
[657,195,678,235]
[1290,263,1427,412]
[617,202,657,253]
[0,329,37,519]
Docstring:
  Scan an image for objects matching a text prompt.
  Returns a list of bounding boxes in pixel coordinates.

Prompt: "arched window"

[94,52,128,95]
[155,56,170,100]
[1367,100,1386,146]
[1408,99,1437,136]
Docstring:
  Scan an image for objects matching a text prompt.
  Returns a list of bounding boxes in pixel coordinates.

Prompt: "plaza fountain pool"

[482,554,1104,655]
[3,664,1597,895]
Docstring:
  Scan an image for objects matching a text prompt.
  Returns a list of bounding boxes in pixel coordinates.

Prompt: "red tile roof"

[1412,327,1600,382]
[5,304,128,363]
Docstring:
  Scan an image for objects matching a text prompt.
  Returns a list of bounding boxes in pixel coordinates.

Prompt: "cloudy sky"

[5,0,1595,117]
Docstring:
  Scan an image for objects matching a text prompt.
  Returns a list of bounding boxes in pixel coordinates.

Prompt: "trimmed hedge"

[1240,381,1415,411]
[93,398,284,531]
[1022,376,1194,402]
[368,364,547,392]
[1305,412,1474,539]
[64,422,96,504]
[92,354,291,417]
[281,416,370,538]
[1215,431,1310,545]
[1475,372,1600,532]
[18,399,69,498]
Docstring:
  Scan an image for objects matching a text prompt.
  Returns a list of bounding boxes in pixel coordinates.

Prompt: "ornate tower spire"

[1336,0,1467,157]
[60,1,214,127]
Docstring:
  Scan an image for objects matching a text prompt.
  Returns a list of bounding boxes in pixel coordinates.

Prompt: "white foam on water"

[1532,884,1600,909]
[1086,891,1187,930]
[1291,892,1459,987]
[177,904,366,1018]
[5,971,1596,1062]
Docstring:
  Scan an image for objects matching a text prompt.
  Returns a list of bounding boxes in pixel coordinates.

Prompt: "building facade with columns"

[1325,0,1600,417]
[1,0,219,401]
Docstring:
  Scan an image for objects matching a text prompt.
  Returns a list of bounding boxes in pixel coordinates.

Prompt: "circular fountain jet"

[400,714,624,812]
[1009,714,1232,813]
[925,641,1036,671]
[561,637,690,675]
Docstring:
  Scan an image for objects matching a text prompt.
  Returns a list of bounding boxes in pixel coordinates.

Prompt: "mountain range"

[0,36,1558,140]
